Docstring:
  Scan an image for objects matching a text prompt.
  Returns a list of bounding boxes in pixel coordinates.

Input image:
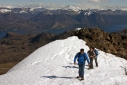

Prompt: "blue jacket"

[74,52,90,64]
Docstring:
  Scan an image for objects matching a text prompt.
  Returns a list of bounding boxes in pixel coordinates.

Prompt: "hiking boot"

[80,77,84,80]
[76,76,81,78]
[88,67,94,70]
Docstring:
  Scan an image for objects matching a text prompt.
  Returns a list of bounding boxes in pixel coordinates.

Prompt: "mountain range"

[0,5,127,31]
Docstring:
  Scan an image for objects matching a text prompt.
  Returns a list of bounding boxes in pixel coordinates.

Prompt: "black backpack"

[78,52,86,60]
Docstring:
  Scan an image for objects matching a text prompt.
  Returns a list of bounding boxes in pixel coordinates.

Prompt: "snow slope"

[0,36,127,85]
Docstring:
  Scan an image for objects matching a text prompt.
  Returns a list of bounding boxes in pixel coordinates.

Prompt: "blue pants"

[78,63,85,78]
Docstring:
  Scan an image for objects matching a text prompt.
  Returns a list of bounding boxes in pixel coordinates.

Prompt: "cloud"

[88,0,109,2]
[1,0,126,10]
[30,0,42,2]
[68,0,109,3]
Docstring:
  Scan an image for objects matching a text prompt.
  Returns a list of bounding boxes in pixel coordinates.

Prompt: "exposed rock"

[31,32,56,43]
[73,28,127,59]
[3,32,21,38]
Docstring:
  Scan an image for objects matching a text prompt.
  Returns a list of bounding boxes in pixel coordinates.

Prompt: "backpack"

[78,52,86,60]
[94,50,98,56]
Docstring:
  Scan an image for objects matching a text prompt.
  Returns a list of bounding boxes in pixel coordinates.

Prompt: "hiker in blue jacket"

[74,49,90,80]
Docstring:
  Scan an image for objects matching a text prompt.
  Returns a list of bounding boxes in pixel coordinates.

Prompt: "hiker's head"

[90,47,93,51]
[92,47,95,50]
[80,49,84,54]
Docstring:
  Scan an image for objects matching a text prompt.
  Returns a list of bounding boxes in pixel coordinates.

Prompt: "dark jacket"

[87,51,95,58]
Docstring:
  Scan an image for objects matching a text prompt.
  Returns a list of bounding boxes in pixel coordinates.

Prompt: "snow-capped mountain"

[0,5,127,14]
[0,5,127,31]
[63,5,81,12]
[0,8,11,13]
[0,6,14,13]
[0,6,47,13]
[84,11,93,16]
[0,5,81,13]
[0,36,127,85]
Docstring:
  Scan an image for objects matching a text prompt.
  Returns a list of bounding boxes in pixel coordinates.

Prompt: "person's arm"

[84,53,90,64]
[74,53,79,65]
[95,50,99,56]
[93,51,96,57]
[87,51,89,57]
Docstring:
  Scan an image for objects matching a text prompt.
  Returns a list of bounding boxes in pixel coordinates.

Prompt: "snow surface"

[63,5,81,12]
[30,8,36,11]
[0,36,127,85]
[75,28,82,31]
[0,9,11,13]
[19,10,27,13]
[84,11,92,16]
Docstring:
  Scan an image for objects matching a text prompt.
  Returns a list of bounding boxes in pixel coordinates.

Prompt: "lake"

[101,25,127,32]
[0,25,127,39]
[0,29,70,39]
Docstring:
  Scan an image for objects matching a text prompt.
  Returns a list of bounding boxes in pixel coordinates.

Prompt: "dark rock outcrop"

[74,28,127,59]
[31,32,56,43]
[3,32,21,38]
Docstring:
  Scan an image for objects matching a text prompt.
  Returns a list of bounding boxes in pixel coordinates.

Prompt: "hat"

[80,49,84,51]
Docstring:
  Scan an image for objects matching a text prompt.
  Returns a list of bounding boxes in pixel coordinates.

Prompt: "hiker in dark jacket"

[87,47,95,69]
[74,49,90,80]
[92,47,99,67]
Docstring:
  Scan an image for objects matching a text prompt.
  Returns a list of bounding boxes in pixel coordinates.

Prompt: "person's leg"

[90,57,93,68]
[78,64,82,77]
[89,57,92,68]
[81,64,85,79]
[95,58,98,67]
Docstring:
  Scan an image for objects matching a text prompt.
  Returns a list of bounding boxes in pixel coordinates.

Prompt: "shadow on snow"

[62,66,78,69]
[41,75,76,79]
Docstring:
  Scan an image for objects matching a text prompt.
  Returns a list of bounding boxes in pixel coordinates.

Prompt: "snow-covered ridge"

[0,36,127,85]
[0,5,127,14]
[63,5,81,12]
[84,11,93,16]
[0,8,11,13]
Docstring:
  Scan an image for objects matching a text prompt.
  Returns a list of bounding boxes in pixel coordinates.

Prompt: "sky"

[0,0,127,9]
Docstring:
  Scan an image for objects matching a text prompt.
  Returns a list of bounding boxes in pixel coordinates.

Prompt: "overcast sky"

[0,0,127,9]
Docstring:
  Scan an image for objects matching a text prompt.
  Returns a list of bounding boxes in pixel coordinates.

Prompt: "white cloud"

[88,0,109,2]
[68,0,109,3]
[15,3,66,10]
[14,3,127,10]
